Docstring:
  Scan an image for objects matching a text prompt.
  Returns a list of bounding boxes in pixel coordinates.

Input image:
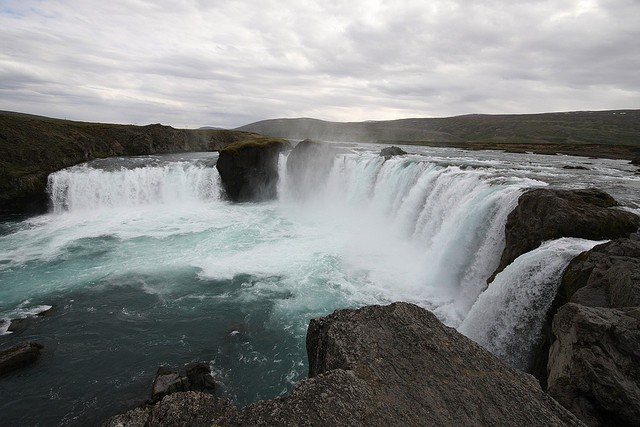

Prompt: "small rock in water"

[0,342,44,376]
[379,146,407,159]
[151,362,215,403]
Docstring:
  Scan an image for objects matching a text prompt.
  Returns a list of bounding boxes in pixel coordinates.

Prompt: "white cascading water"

[458,237,605,370]
[280,153,530,324]
[47,162,221,212]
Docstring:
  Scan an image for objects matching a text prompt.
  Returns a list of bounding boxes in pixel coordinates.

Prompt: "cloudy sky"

[1,0,638,128]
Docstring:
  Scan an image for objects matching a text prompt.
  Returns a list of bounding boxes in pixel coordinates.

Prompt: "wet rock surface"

[106,303,584,426]
[544,235,640,426]
[492,188,640,280]
[216,137,290,202]
[0,341,43,376]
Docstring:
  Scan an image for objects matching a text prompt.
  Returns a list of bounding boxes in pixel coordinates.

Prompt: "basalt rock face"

[106,303,584,426]
[491,188,640,281]
[559,235,640,309]
[0,111,267,214]
[285,139,337,198]
[216,138,290,202]
[548,304,640,427]
[543,236,640,426]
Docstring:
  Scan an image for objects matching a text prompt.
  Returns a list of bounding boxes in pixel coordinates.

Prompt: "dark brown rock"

[491,188,640,281]
[548,303,640,427]
[216,137,290,202]
[0,342,43,376]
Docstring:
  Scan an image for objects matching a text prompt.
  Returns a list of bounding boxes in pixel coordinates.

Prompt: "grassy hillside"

[0,111,265,214]
[238,110,640,159]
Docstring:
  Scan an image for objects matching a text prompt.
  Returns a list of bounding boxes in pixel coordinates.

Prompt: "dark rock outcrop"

[379,145,407,159]
[548,303,640,427]
[104,391,237,427]
[0,111,271,214]
[533,236,640,386]
[0,342,43,376]
[106,303,583,426]
[491,188,640,281]
[541,235,640,426]
[151,362,216,403]
[285,139,337,198]
[216,137,290,202]
[559,235,640,309]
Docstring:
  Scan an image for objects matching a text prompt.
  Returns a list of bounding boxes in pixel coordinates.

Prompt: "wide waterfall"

[1,144,638,426]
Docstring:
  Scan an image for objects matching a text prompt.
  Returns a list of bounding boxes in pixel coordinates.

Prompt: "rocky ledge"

[215,137,290,202]
[490,188,640,281]
[545,234,640,426]
[106,302,583,426]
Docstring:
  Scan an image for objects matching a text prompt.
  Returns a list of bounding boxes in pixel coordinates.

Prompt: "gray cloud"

[0,0,638,128]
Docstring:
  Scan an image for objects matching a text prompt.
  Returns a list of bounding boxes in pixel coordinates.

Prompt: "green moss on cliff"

[221,136,289,154]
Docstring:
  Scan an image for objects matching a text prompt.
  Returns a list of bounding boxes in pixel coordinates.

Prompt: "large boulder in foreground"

[492,188,640,280]
[216,137,290,202]
[106,303,583,426]
[548,303,640,427]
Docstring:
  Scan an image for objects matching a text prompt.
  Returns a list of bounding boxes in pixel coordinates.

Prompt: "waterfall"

[458,238,605,370]
[47,161,221,212]
[279,152,536,324]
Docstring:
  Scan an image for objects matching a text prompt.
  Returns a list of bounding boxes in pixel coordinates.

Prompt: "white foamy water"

[1,146,639,425]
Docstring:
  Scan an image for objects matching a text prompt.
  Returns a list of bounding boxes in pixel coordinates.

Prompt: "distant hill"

[237,110,640,146]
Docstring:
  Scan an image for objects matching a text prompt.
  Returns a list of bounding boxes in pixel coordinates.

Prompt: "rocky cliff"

[490,188,640,281]
[215,137,290,202]
[546,235,640,426]
[0,111,266,214]
[106,303,584,426]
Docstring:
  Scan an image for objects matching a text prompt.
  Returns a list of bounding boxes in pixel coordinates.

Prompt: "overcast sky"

[1,0,639,128]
